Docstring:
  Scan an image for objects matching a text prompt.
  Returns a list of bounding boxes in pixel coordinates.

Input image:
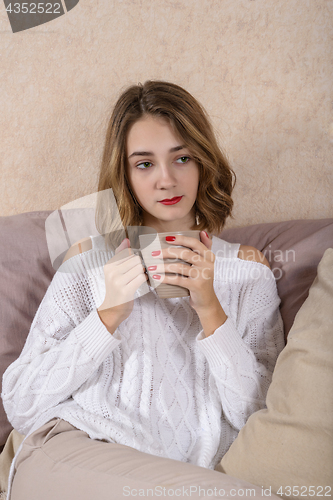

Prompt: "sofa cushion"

[220,248,333,499]
[0,212,55,448]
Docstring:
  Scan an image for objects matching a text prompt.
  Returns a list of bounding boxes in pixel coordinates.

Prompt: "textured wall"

[1,0,332,228]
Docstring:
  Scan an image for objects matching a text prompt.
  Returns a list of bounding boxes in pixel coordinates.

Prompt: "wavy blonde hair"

[96,80,236,250]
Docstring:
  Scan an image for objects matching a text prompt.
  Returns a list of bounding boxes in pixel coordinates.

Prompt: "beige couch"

[1,212,332,499]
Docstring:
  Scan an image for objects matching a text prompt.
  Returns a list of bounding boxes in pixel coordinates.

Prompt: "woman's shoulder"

[56,235,113,280]
[61,234,113,264]
[210,235,240,260]
[62,237,93,263]
[237,245,270,268]
[211,236,270,269]
[211,236,275,289]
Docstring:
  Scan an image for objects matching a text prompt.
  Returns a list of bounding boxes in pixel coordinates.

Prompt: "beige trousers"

[10,418,272,500]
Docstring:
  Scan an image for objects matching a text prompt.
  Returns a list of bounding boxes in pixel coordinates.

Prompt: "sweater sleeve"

[196,261,285,433]
[1,256,121,435]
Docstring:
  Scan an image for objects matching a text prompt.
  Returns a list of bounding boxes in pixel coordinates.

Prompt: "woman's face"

[126,115,200,233]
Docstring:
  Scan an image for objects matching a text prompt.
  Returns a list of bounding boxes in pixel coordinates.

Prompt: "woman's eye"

[176,156,190,164]
[137,161,152,169]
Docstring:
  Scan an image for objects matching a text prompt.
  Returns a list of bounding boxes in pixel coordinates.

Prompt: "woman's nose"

[156,164,177,188]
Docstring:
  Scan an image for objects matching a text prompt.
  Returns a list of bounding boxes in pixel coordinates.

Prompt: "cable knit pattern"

[2,235,285,475]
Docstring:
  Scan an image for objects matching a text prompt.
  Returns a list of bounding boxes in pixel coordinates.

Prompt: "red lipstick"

[158,196,183,205]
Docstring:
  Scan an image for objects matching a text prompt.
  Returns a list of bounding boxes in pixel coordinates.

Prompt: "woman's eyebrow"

[128,145,187,159]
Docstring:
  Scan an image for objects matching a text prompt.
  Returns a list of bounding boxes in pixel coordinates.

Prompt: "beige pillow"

[220,248,333,500]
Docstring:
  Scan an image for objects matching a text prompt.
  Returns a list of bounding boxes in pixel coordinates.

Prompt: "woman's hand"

[149,231,219,315]
[97,238,149,330]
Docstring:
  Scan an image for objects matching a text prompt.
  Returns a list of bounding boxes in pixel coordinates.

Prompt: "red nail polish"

[151,250,161,256]
[204,231,209,238]
[165,236,176,242]
[148,266,157,271]
[152,274,161,280]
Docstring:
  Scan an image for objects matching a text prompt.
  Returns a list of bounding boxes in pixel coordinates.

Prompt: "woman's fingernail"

[204,231,209,238]
[151,250,161,256]
[152,274,161,280]
[165,236,176,242]
[148,266,157,271]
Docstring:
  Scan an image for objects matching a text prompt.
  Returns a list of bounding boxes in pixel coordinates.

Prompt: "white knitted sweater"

[2,235,284,471]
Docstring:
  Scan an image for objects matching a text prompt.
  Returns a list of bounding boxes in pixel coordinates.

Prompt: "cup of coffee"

[139,230,201,298]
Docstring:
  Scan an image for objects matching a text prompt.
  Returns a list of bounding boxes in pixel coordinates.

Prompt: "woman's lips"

[158,196,183,205]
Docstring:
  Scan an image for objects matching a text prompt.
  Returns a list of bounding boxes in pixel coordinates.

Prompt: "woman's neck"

[141,211,198,234]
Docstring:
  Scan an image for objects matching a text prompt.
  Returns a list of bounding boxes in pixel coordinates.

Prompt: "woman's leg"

[10,418,273,500]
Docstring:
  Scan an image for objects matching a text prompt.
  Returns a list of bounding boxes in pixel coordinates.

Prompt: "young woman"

[2,81,285,500]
